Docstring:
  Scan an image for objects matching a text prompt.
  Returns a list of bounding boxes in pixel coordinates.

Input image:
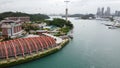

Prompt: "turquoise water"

[11,18,120,68]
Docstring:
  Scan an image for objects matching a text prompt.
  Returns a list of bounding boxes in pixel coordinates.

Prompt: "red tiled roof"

[0,36,56,59]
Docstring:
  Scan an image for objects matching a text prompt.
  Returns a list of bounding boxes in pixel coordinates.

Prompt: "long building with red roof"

[0,36,56,59]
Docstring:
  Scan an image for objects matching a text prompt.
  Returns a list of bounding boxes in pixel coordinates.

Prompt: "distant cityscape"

[48,7,120,20]
[96,7,120,18]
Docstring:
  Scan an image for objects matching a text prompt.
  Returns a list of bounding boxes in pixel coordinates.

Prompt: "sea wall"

[0,39,69,68]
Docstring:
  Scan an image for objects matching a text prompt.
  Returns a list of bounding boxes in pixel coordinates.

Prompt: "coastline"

[0,39,69,68]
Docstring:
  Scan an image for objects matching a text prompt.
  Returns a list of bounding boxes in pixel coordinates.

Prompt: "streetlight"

[64,1,70,22]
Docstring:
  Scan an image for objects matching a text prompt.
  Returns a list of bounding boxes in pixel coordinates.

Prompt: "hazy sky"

[0,0,120,14]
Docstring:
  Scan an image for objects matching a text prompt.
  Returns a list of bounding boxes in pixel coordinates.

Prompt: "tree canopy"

[45,18,73,29]
[0,12,49,21]
[81,14,95,19]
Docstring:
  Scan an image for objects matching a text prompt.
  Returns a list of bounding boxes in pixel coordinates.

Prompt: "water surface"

[11,18,120,68]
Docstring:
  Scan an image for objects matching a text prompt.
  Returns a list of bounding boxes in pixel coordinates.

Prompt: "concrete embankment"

[0,39,69,68]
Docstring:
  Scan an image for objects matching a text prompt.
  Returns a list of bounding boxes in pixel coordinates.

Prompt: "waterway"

[11,17,120,68]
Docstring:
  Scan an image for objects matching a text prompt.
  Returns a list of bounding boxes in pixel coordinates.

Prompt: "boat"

[67,30,73,39]
[104,24,112,26]
[68,35,73,39]
[108,20,118,29]
[108,26,117,29]
[74,17,80,20]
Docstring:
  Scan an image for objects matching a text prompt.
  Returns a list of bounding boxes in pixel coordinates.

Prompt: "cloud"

[0,0,120,14]
[0,0,13,5]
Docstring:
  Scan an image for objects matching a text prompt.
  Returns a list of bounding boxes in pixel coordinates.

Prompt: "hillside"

[0,12,50,21]
[62,14,83,17]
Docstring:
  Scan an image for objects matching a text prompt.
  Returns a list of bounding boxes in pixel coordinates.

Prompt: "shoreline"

[0,39,69,68]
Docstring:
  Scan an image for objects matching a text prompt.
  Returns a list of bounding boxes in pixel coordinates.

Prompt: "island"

[0,12,73,68]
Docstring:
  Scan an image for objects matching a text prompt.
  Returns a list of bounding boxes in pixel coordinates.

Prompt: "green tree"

[0,12,49,21]
[45,18,73,29]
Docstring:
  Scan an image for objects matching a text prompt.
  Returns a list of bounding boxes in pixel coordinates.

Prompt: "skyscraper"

[115,11,120,16]
[105,7,111,17]
[101,7,104,16]
[96,7,111,18]
[96,7,101,17]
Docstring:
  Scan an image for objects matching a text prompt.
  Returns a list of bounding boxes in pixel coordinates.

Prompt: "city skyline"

[1,0,120,14]
[97,7,111,18]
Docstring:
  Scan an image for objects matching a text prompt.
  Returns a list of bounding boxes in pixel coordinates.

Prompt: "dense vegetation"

[22,23,40,33]
[0,12,49,21]
[45,18,73,29]
[62,14,83,17]
[81,14,95,19]
[45,18,73,35]
[62,14,95,18]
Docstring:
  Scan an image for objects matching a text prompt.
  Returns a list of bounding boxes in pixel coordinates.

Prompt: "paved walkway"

[43,33,63,44]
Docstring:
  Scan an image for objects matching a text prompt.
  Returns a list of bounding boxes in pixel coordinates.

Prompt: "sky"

[0,0,120,14]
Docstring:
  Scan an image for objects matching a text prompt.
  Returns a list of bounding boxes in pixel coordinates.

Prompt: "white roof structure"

[43,33,63,44]
[24,34,40,38]
[36,30,48,32]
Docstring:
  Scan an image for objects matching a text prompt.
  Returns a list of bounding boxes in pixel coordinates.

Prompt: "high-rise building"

[96,8,101,17]
[115,11,118,16]
[105,7,111,17]
[115,11,120,16]
[96,7,111,18]
[101,7,104,16]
